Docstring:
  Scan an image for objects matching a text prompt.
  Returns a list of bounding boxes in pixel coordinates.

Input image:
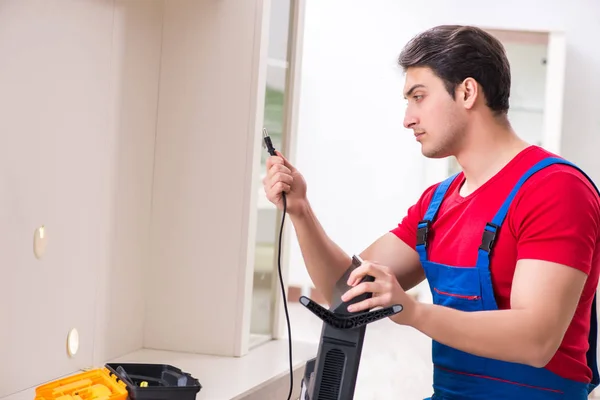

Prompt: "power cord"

[262,128,294,400]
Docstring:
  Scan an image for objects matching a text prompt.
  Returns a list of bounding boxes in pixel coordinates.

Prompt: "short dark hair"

[398,25,511,115]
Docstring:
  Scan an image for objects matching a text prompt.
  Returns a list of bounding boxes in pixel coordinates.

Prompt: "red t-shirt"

[391,145,600,383]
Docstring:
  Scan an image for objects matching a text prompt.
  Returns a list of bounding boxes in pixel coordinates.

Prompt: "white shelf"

[3,340,317,400]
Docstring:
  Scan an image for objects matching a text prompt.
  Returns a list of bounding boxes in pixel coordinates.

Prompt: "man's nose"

[403,113,418,129]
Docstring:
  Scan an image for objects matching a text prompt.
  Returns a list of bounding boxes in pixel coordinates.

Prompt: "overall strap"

[477,157,580,272]
[474,156,600,391]
[491,157,587,227]
[476,157,578,307]
[588,293,599,393]
[416,172,460,262]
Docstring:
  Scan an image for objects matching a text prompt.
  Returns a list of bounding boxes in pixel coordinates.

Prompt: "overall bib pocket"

[432,286,483,312]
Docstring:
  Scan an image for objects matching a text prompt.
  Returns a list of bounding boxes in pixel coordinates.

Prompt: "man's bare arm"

[290,202,423,305]
[360,231,425,291]
[288,202,351,305]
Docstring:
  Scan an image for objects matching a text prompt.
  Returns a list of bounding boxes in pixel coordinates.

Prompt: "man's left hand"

[341,259,418,325]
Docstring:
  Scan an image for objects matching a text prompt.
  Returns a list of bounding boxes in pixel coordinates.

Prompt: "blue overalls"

[418,157,600,400]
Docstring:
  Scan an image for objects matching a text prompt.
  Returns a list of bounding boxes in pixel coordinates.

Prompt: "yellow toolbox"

[34,363,202,400]
[34,368,128,400]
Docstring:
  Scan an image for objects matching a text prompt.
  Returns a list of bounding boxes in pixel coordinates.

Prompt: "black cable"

[263,129,294,400]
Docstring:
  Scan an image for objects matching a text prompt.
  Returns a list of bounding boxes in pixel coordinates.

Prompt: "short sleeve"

[390,184,438,249]
[511,169,600,275]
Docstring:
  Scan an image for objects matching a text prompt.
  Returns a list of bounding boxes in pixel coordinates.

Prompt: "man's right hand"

[263,151,308,216]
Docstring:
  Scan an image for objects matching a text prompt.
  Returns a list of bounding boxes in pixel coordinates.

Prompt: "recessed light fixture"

[33,225,48,259]
[67,328,79,357]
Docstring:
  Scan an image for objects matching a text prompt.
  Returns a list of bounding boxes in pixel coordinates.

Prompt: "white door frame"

[270,0,307,340]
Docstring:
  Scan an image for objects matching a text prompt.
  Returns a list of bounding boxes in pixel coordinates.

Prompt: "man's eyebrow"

[404,84,426,99]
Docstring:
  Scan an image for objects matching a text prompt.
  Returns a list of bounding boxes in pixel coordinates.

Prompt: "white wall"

[0,0,162,396]
[289,0,600,288]
[0,0,269,396]
[144,0,268,357]
[93,0,164,365]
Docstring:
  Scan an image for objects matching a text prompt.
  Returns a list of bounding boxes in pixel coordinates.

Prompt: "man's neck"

[456,120,530,197]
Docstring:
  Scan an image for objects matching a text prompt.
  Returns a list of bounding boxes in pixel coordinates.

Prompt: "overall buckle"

[416,220,431,247]
[479,222,500,252]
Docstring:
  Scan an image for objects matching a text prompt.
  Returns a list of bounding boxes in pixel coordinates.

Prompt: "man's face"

[403,67,467,158]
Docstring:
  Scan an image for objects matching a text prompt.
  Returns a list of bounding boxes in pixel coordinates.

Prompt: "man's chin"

[421,147,449,159]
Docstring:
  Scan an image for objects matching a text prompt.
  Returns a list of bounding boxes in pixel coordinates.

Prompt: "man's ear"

[458,77,479,110]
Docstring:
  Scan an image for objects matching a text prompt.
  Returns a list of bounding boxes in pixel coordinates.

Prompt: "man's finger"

[275,151,297,172]
[267,163,292,179]
[266,155,284,169]
[347,297,380,313]
[341,281,379,302]
[348,261,385,286]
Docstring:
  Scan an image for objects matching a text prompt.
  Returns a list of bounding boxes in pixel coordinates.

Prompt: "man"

[263,25,600,399]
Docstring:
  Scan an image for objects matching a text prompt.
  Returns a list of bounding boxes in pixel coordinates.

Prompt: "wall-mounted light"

[67,328,79,357]
[33,225,47,259]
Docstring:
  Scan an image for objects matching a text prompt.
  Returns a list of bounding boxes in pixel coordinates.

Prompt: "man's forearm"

[289,201,352,304]
[410,303,558,368]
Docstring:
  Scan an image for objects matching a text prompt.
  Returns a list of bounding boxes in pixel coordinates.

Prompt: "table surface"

[3,339,317,400]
